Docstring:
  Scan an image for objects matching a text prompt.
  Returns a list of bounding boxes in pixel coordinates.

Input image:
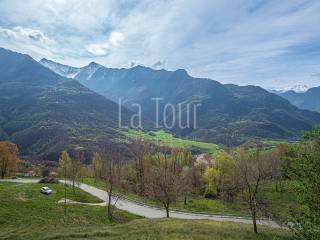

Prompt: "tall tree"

[92,152,103,181]
[0,141,19,179]
[129,140,151,196]
[69,150,83,194]
[147,150,183,218]
[58,150,72,222]
[177,149,195,207]
[181,165,194,208]
[102,148,121,222]
[233,147,278,234]
[203,151,235,198]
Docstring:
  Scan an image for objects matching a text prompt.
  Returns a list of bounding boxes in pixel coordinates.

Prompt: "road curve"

[0,179,282,228]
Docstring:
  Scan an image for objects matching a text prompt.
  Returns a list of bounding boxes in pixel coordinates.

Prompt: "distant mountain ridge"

[0,48,138,161]
[40,58,320,146]
[278,86,320,113]
[40,58,81,78]
[267,84,309,94]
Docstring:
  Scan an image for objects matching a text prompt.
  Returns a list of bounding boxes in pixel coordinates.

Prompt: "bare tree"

[173,149,194,208]
[181,166,194,208]
[101,148,122,222]
[233,147,278,234]
[92,152,103,181]
[75,150,85,192]
[147,151,183,218]
[129,140,151,196]
[58,150,71,223]
[0,141,19,179]
[70,154,78,194]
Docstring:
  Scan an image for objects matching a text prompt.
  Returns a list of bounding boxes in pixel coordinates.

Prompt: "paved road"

[0,179,281,228]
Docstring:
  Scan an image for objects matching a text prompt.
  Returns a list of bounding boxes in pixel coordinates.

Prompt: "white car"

[40,187,52,195]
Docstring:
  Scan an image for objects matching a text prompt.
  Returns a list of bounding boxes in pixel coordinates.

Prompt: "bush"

[38,177,59,184]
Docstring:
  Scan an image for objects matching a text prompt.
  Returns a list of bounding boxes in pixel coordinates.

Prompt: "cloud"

[0,0,320,86]
[0,26,52,43]
[128,61,138,68]
[86,42,110,56]
[152,60,165,69]
[109,31,125,46]
[86,31,124,56]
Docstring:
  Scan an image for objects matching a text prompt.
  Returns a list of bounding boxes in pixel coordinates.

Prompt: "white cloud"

[109,31,125,46]
[86,31,124,56]
[86,42,110,56]
[152,60,165,69]
[0,26,52,44]
[0,0,320,86]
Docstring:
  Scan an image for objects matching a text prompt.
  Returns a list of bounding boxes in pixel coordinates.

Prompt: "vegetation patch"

[123,129,220,154]
[0,182,140,240]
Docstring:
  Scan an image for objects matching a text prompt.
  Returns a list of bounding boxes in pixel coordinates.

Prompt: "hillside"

[0,48,136,161]
[41,59,320,146]
[0,182,290,240]
[123,129,220,154]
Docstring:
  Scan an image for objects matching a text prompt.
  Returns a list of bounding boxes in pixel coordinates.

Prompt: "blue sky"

[0,0,319,88]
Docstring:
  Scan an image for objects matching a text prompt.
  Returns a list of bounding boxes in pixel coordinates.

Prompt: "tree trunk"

[250,202,258,234]
[138,167,145,196]
[72,178,75,194]
[164,202,170,218]
[1,172,4,179]
[107,184,113,221]
[184,195,187,208]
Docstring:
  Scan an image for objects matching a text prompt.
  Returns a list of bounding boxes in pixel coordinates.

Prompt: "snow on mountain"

[75,62,103,81]
[40,59,103,81]
[40,58,81,78]
[267,84,309,94]
[288,84,309,93]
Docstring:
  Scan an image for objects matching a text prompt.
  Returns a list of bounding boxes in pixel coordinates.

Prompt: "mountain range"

[0,47,319,161]
[0,48,137,162]
[267,84,309,94]
[278,87,320,113]
[40,58,320,146]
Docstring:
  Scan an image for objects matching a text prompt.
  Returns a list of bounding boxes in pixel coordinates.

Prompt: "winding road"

[0,179,282,228]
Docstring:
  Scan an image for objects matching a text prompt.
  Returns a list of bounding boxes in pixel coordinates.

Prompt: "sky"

[0,0,319,89]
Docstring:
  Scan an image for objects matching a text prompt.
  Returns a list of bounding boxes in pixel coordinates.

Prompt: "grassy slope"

[0,182,140,240]
[123,129,220,154]
[0,183,291,240]
[83,178,297,220]
[41,219,291,240]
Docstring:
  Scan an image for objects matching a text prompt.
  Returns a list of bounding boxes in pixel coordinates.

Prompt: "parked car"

[40,187,52,195]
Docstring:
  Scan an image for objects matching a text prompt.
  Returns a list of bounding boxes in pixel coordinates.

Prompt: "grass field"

[123,129,220,154]
[0,182,140,240]
[40,219,292,240]
[0,182,291,240]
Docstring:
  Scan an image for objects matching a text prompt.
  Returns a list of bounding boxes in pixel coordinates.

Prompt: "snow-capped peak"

[40,58,80,78]
[80,62,103,80]
[288,84,309,93]
[267,84,309,93]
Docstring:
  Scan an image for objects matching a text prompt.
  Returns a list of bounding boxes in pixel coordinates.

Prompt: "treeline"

[1,127,319,239]
[56,140,288,233]
[59,131,319,238]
